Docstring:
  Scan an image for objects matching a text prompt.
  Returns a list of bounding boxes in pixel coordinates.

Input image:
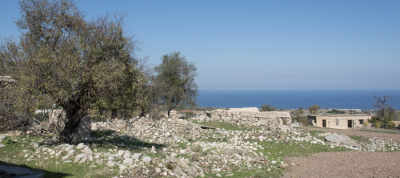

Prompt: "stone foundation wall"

[207,108,292,130]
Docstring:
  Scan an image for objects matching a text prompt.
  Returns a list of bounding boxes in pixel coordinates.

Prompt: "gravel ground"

[285,151,400,178]
[303,126,400,143]
[284,127,400,178]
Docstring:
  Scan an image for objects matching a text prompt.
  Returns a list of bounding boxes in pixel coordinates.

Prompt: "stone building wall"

[309,115,371,129]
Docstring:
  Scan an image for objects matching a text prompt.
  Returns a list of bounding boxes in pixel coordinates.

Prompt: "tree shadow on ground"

[86,130,166,151]
[0,160,70,178]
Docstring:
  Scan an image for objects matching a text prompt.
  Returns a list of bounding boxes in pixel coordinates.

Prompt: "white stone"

[155,167,161,173]
[82,146,93,155]
[132,153,142,160]
[65,145,74,152]
[74,153,88,164]
[123,158,133,166]
[62,155,72,160]
[123,151,131,158]
[117,150,125,157]
[106,161,115,167]
[119,164,127,174]
[68,150,75,156]
[76,143,85,149]
[143,156,151,165]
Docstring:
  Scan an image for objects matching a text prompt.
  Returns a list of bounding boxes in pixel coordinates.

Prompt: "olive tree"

[260,104,277,111]
[154,52,198,116]
[0,0,141,143]
[309,104,321,114]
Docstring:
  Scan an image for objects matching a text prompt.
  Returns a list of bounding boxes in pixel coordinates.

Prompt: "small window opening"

[359,119,363,124]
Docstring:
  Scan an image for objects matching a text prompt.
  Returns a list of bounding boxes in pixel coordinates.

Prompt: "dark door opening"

[322,120,326,127]
[348,120,353,128]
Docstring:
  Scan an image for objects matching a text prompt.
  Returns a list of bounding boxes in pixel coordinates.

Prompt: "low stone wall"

[205,108,292,131]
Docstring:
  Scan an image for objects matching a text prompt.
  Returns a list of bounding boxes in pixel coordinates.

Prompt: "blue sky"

[1,0,399,90]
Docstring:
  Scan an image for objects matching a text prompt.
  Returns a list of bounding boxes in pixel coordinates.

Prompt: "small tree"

[260,104,277,111]
[373,94,396,128]
[1,0,142,143]
[154,52,198,116]
[375,121,382,129]
[291,107,304,121]
[363,120,369,128]
[309,104,321,114]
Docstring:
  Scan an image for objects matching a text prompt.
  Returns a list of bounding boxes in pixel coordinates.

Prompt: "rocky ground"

[1,114,400,178]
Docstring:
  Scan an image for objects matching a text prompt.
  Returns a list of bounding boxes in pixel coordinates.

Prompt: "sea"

[198,89,400,110]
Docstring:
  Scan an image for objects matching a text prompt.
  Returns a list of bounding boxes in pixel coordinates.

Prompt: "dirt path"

[283,127,400,177]
[285,151,400,178]
[303,126,400,143]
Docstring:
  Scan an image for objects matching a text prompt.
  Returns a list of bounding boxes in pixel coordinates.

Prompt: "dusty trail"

[284,127,400,178]
[285,151,400,178]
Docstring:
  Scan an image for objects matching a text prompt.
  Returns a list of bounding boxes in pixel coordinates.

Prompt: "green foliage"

[154,52,198,116]
[0,0,144,142]
[387,121,396,130]
[32,112,49,122]
[260,104,277,111]
[166,162,174,170]
[375,121,382,129]
[309,104,321,114]
[191,145,203,152]
[297,116,308,126]
[363,120,369,127]
[327,109,345,114]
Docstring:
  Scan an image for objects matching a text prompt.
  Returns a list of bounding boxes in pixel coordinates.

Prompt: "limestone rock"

[123,150,131,158]
[143,156,152,165]
[68,150,75,156]
[74,153,88,164]
[82,146,93,155]
[177,158,189,169]
[65,145,75,152]
[106,161,115,167]
[76,143,85,150]
[123,158,133,166]
[119,164,127,174]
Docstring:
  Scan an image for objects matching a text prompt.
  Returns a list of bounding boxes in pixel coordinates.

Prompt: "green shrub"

[375,121,382,129]
[191,145,203,153]
[327,109,345,114]
[166,162,174,170]
[363,120,369,128]
[387,121,396,130]
[297,116,308,126]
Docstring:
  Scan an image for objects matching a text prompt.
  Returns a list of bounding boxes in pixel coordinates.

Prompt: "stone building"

[307,114,371,129]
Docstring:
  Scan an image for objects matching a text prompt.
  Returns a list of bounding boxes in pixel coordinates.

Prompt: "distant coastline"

[198,89,400,110]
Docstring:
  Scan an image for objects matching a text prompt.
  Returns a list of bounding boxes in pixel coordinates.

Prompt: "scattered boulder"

[325,133,360,148]
[143,156,152,165]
